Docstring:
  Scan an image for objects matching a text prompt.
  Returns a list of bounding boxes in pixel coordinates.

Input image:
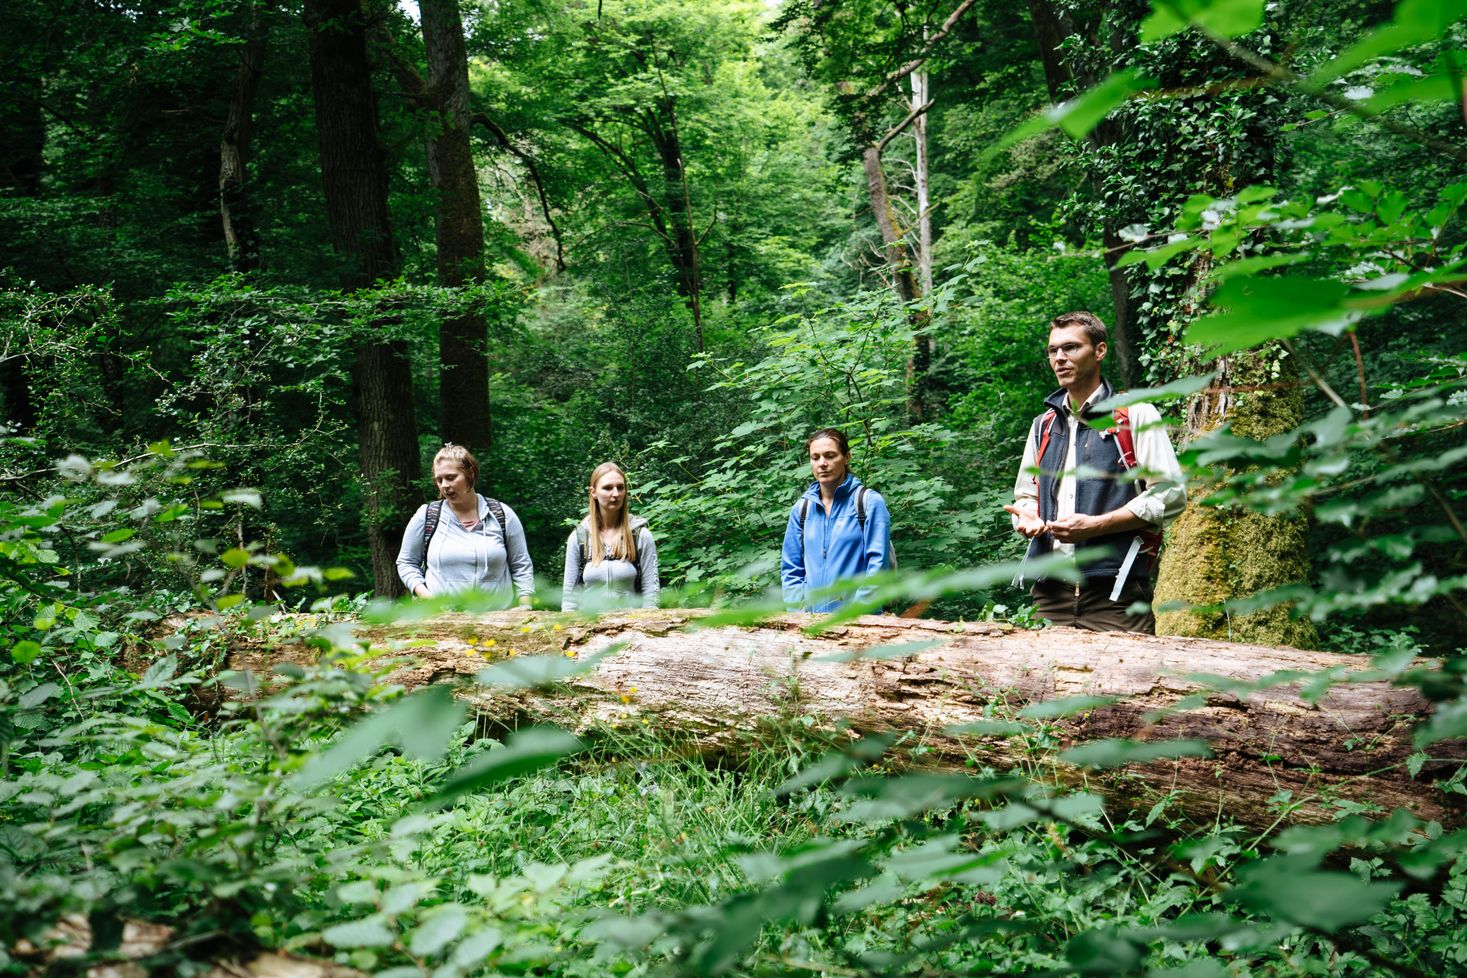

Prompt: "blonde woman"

[561,462,659,611]
[396,444,534,606]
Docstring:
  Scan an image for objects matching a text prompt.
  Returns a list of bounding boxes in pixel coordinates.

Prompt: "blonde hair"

[432,443,479,491]
[586,461,636,565]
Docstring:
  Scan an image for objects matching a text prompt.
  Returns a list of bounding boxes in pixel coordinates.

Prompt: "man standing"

[1004,311,1185,633]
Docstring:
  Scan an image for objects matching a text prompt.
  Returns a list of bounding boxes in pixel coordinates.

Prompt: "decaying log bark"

[228,610,1461,829]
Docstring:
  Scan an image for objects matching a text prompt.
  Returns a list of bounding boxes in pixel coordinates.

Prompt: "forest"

[2,0,1466,974]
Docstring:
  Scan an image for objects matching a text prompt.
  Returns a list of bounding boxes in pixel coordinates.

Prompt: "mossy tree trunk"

[1155,347,1318,647]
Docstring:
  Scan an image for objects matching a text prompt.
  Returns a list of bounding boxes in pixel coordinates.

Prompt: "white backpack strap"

[1110,537,1144,603]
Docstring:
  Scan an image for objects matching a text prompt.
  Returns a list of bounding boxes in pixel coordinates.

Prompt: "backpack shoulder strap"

[420,500,443,571]
[856,487,868,533]
[796,498,810,562]
[575,524,589,586]
[484,497,508,537]
[1032,409,1059,484]
[1111,405,1138,471]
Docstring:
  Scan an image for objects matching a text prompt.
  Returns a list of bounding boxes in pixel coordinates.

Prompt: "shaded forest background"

[1,0,1463,651]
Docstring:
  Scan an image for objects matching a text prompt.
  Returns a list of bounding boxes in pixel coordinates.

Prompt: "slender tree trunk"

[219,1,268,273]
[303,0,420,598]
[911,64,933,296]
[648,99,704,351]
[420,0,491,451]
[861,145,931,422]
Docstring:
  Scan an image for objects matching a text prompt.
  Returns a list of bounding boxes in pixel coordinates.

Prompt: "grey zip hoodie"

[396,495,535,602]
[561,516,659,611]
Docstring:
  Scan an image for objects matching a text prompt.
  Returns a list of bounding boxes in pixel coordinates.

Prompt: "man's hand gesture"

[1003,505,1047,539]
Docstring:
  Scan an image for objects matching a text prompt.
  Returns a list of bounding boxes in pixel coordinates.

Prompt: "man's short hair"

[1049,311,1108,347]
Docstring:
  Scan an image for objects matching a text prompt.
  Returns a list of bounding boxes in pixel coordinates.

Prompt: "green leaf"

[1116,236,1201,270]
[322,917,395,948]
[812,639,946,662]
[1185,276,1358,354]
[409,904,468,957]
[1415,697,1467,747]
[1066,927,1144,975]
[1309,0,1467,84]
[290,686,467,790]
[986,69,1156,159]
[99,528,136,544]
[1019,695,1118,719]
[1148,961,1230,978]
[1226,855,1401,930]
[946,719,1030,736]
[10,641,42,664]
[18,681,60,708]
[425,727,583,808]
[1141,0,1265,43]
[474,647,614,690]
[1092,374,1214,415]
[139,656,178,688]
[220,548,250,569]
[1053,69,1157,138]
[1059,738,1213,768]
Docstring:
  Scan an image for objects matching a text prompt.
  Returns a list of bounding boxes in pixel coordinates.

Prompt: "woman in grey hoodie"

[395,444,535,606]
[561,462,659,611]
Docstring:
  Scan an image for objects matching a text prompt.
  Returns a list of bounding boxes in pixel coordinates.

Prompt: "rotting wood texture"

[222,609,1461,829]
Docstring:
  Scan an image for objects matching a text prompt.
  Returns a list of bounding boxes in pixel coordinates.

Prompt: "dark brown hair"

[1049,311,1108,348]
[804,428,851,455]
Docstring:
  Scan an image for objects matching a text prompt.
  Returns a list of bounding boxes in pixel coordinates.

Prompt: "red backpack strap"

[1031,409,1059,484]
[1111,405,1138,471]
[1108,405,1164,565]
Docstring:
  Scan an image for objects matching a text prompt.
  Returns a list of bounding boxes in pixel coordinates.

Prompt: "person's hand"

[516,595,534,610]
[1045,513,1104,543]
[414,585,431,598]
[1003,504,1047,539]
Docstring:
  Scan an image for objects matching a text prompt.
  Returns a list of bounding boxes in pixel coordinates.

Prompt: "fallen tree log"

[223,609,1461,829]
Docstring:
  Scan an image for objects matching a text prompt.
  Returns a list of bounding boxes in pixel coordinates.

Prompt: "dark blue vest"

[1025,380,1149,583]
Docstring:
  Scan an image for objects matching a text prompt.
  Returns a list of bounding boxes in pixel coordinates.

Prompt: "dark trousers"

[1031,578,1156,634]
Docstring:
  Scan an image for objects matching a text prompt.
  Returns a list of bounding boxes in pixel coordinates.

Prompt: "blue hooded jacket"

[780,473,892,612]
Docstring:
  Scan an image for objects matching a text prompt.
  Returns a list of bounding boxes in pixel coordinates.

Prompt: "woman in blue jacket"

[780,428,893,612]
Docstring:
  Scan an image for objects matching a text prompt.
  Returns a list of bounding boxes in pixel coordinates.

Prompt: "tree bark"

[227,610,1462,829]
[420,0,492,452]
[303,0,420,598]
[219,1,268,273]
[861,145,932,422]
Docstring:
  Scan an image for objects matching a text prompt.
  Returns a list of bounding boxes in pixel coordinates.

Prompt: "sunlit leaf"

[1019,695,1118,719]
[424,727,583,808]
[1059,738,1212,768]
[1141,0,1265,42]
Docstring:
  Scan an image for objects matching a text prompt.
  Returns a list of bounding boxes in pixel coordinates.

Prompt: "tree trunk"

[1155,347,1319,647]
[911,64,933,296]
[861,145,932,423]
[219,1,268,273]
[225,610,1460,829]
[303,0,420,598]
[647,101,704,351]
[420,0,492,452]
